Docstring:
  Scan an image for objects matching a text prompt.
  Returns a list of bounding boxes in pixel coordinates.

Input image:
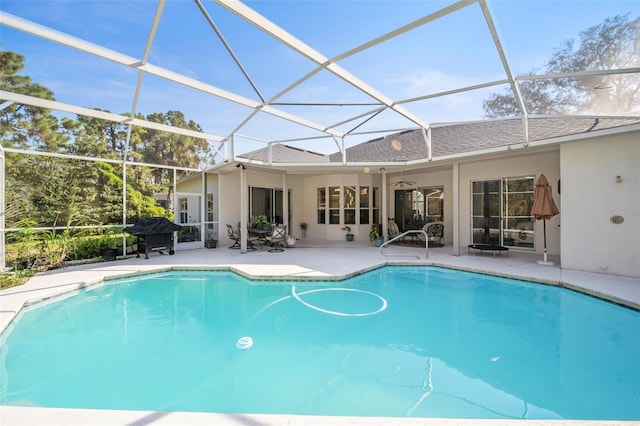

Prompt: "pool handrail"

[380,229,428,260]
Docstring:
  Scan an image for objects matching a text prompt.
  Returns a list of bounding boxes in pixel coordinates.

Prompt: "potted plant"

[253,215,270,229]
[205,232,218,248]
[369,225,385,247]
[300,222,307,238]
[342,225,354,241]
[101,227,119,261]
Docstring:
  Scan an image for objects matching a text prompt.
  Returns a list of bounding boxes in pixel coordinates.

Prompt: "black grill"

[126,217,182,259]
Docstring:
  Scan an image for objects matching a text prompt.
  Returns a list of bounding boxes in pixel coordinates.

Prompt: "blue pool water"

[1,266,639,419]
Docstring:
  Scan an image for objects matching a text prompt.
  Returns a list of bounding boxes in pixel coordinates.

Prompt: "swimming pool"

[1,266,638,420]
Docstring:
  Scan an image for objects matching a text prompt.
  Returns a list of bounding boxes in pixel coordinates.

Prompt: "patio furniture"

[126,217,181,259]
[388,219,402,241]
[424,222,444,247]
[249,226,271,250]
[227,224,241,249]
[467,244,509,257]
[266,225,287,252]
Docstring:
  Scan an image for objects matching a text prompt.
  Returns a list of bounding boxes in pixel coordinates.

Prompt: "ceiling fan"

[391,173,416,188]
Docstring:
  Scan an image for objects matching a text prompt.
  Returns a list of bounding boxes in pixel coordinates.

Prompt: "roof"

[238,117,640,164]
[239,144,330,163]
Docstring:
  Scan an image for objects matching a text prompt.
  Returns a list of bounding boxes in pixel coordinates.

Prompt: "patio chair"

[388,219,402,241]
[418,222,444,247]
[266,225,287,252]
[227,224,241,249]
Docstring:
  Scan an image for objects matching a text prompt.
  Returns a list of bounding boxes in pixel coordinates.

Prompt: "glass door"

[175,192,202,250]
[471,180,501,245]
[250,187,290,226]
[395,188,443,231]
[471,178,535,248]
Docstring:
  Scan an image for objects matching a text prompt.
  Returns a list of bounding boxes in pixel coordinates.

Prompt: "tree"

[2,50,210,228]
[483,14,640,118]
[139,111,211,215]
[0,51,66,150]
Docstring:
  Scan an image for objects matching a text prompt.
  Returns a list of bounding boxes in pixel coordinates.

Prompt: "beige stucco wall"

[458,149,561,254]
[560,133,640,277]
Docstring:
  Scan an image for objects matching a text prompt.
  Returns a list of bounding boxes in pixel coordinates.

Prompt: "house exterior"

[176,117,640,278]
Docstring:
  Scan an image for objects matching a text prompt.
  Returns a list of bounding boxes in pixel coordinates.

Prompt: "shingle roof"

[239,143,330,163]
[239,117,640,164]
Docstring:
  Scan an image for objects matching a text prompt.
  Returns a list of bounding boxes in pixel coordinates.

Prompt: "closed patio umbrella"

[531,174,559,265]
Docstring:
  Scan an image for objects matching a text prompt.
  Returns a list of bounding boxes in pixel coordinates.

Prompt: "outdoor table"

[249,228,272,249]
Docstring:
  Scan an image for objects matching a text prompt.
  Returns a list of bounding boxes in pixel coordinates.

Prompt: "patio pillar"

[282,173,288,232]
[381,169,388,239]
[239,165,248,253]
[452,162,460,256]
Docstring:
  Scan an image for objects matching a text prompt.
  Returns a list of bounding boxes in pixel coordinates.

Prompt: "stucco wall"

[458,149,561,254]
[560,133,639,277]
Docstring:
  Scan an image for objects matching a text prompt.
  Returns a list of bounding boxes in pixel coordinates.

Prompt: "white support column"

[240,166,248,253]
[173,169,177,253]
[121,162,128,257]
[381,169,388,240]
[282,173,289,233]
[201,171,206,248]
[452,162,460,256]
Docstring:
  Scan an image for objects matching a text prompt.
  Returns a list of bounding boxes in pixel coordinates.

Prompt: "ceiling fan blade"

[392,179,415,187]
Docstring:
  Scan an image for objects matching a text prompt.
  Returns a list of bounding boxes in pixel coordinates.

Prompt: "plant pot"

[205,240,217,248]
[346,234,354,241]
[102,248,117,261]
[374,236,385,247]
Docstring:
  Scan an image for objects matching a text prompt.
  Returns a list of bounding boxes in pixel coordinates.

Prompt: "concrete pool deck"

[1,241,639,425]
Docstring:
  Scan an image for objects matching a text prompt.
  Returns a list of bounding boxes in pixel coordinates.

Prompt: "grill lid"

[126,217,182,235]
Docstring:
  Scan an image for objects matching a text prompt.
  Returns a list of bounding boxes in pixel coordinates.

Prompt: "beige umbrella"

[531,174,559,265]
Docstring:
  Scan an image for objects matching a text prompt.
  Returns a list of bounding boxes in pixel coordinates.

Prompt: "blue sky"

[1,0,638,154]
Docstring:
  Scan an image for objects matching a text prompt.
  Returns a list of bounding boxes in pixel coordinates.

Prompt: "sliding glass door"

[394,187,444,231]
[250,186,290,225]
[471,177,535,248]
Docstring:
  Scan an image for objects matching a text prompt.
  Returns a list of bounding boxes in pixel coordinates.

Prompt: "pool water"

[1,266,638,419]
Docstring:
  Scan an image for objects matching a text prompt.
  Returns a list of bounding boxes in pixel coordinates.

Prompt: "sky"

[1,0,638,155]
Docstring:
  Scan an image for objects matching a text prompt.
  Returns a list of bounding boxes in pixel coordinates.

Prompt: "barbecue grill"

[126,217,182,259]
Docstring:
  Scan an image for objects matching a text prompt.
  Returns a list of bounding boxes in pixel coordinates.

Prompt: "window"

[329,186,340,224]
[372,187,380,225]
[249,186,288,225]
[359,186,369,225]
[317,188,326,224]
[179,197,188,224]
[207,194,214,223]
[317,185,380,227]
[425,187,444,222]
[503,177,535,248]
[344,186,356,225]
[472,177,535,248]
